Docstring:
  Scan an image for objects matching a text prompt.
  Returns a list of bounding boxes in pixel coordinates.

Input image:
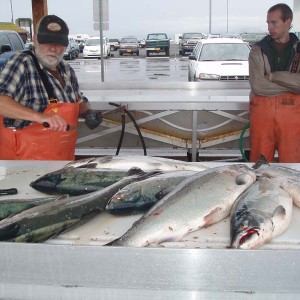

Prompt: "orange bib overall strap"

[0,102,79,160]
[250,93,300,163]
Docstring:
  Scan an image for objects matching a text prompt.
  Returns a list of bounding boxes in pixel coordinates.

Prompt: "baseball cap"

[37,15,69,47]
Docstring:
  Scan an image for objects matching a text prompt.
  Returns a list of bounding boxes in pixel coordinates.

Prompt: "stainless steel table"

[1,160,299,299]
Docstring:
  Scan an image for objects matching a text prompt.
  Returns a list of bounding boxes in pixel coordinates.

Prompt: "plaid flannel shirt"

[0,51,88,129]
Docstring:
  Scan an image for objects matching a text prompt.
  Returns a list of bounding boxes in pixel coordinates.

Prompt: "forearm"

[249,47,289,96]
[268,71,300,94]
[0,95,42,123]
[249,75,289,96]
[0,95,69,131]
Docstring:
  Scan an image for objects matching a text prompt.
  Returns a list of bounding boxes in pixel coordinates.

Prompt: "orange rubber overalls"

[0,101,79,160]
[250,93,300,163]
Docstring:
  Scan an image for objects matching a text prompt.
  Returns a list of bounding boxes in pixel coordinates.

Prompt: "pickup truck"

[0,30,25,70]
[145,33,170,57]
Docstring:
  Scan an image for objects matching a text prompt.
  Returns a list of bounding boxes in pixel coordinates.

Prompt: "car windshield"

[121,38,137,43]
[199,43,250,61]
[147,34,167,40]
[183,33,203,39]
[85,39,101,46]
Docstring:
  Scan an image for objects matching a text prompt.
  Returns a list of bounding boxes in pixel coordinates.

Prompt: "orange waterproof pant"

[0,102,79,160]
[250,93,300,163]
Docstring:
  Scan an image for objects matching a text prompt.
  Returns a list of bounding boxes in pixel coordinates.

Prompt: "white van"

[83,36,111,59]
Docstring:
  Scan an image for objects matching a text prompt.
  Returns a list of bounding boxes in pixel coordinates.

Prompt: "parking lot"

[71,43,190,82]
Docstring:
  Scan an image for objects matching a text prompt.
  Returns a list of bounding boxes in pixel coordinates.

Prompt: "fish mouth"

[239,228,260,246]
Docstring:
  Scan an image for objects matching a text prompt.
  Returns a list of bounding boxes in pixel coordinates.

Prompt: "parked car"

[188,38,251,82]
[119,37,139,56]
[109,38,120,51]
[145,33,170,57]
[138,39,145,48]
[24,41,34,51]
[240,32,268,47]
[63,39,79,60]
[0,30,25,70]
[179,32,204,56]
[83,36,111,59]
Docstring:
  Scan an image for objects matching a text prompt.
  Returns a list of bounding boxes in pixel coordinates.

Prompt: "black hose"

[116,113,125,155]
[109,102,147,156]
[125,109,147,156]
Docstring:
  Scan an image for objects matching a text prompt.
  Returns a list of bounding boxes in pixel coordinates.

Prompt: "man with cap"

[0,15,102,160]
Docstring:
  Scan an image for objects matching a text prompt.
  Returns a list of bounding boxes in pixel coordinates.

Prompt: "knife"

[0,188,18,196]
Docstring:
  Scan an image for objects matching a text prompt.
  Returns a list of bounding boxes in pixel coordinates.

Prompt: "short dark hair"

[268,3,293,21]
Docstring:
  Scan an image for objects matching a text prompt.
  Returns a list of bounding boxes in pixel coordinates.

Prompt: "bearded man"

[0,15,102,160]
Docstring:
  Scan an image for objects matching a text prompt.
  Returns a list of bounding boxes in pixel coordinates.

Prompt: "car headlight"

[199,73,220,80]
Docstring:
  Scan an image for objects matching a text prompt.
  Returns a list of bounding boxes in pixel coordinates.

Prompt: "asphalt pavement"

[70,43,191,82]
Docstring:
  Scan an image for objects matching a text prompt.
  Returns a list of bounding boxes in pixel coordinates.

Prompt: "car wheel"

[146,51,150,57]
[119,52,123,56]
[136,51,139,56]
[165,49,170,56]
[182,51,185,56]
[188,72,191,82]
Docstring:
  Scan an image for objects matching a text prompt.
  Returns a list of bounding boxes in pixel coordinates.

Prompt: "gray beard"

[35,49,63,70]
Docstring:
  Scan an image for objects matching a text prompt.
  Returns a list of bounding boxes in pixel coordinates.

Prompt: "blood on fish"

[239,228,260,245]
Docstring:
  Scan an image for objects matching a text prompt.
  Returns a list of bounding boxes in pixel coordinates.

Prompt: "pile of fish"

[0,155,299,249]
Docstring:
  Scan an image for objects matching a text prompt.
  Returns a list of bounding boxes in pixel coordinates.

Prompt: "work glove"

[84,109,103,130]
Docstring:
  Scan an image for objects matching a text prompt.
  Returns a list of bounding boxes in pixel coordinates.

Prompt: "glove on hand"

[84,109,103,130]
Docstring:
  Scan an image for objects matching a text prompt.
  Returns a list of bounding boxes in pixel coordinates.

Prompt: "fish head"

[230,209,273,249]
[30,169,66,194]
[110,188,143,205]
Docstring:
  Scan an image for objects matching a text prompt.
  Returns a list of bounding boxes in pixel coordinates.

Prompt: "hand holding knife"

[42,122,76,131]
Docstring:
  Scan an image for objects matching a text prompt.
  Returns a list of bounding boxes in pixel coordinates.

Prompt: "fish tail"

[252,155,269,169]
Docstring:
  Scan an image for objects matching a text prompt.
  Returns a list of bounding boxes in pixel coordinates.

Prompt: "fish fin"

[252,155,270,169]
[203,207,222,227]
[56,194,69,201]
[272,205,286,220]
[235,173,256,185]
[66,157,96,168]
[127,167,145,176]
[103,236,122,246]
[130,169,162,180]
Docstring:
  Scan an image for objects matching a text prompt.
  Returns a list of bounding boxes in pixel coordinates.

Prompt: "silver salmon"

[230,177,293,249]
[106,170,197,214]
[109,164,256,247]
[30,167,144,195]
[0,170,160,242]
[64,156,208,172]
[0,196,67,220]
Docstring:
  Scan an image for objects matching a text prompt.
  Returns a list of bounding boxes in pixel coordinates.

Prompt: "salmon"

[230,177,293,249]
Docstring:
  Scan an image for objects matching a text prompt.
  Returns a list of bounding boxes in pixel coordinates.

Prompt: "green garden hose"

[239,122,250,162]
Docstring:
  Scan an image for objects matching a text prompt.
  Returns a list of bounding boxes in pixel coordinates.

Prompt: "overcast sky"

[0,0,295,39]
